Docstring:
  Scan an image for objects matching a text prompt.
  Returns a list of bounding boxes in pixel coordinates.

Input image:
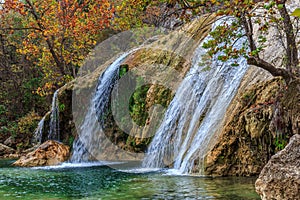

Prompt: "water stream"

[33,114,46,144]
[33,88,60,144]
[48,89,60,141]
[142,21,248,174]
[71,51,134,162]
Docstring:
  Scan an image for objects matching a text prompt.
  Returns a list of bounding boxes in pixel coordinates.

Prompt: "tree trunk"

[277,2,299,74]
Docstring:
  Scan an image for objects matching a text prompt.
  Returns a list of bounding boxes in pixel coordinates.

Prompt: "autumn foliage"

[0,0,114,95]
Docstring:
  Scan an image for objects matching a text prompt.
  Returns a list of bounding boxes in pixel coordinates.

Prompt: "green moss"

[241,91,256,106]
[68,135,75,149]
[59,103,65,112]
[273,134,288,152]
[119,65,128,78]
[129,83,150,126]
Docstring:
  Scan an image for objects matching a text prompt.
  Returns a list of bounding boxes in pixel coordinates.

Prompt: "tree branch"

[247,56,291,80]
[240,15,257,52]
[24,0,66,76]
[0,27,42,31]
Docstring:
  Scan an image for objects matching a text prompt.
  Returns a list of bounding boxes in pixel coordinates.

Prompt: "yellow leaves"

[2,0,115,95]
[27,32,36,39]
[17,48,28,55]
[36,82,55,96]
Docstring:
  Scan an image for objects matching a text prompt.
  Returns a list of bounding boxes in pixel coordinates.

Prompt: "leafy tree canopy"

[0,0,114,95]
[119,0,300,82]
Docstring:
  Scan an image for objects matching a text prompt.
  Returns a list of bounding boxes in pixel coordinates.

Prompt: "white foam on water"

[31,161,124,170]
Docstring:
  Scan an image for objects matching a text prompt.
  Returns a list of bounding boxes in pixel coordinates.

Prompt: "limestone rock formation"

[58,15,216,159]
[255,134,300,200]
[204,75,299,176]
[13,140,70,167]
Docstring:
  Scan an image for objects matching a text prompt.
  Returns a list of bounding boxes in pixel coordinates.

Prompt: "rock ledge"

[255,134,300,200]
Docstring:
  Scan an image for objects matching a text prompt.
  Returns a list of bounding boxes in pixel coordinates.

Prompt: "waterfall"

[48,89,60,141]
[33,114,47,144]
[32,89,60,144]
[71,51,133,162]
[142,22,248,174]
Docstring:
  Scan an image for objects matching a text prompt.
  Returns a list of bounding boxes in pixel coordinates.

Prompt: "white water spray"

[142,20,248,174]
[71,51,134,162]
[48,89,60,141]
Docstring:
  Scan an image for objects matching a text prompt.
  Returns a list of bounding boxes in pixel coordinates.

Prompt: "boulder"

[13,140,70,167]
[0,143,15,156]
[255,134,300,200]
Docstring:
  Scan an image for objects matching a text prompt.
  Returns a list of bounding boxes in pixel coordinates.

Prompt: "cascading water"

[33,89,60,144]
[33,114,47,144]
[142,20,249,174]
[71,51,134,162]
[48,89,60,141]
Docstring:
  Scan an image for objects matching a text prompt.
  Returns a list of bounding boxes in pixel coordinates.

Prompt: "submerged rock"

[255,134,300,200]
[13,140,70,167]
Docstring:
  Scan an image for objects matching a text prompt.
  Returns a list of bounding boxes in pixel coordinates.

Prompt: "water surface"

[0,159,260,199]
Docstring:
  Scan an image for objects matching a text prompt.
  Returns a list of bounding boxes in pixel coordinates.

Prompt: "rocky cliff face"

[203,0,300,176]
[204,73,299,176]
[87,16,216,157]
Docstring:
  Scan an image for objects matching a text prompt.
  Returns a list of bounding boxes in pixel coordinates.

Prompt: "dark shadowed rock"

[255,134,300,200]
[3,136,15,147]
[0,143,15,156]
[13,140,70,167]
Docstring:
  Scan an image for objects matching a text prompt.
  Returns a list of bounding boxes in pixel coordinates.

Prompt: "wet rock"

[255,134,300,200]
[13,140,70,167]
[0,143,15,156]
[204,67,300,176]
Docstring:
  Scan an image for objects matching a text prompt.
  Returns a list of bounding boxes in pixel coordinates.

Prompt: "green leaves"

[277,4,284,9]
[291,8,300,17]
[119,65,128,78]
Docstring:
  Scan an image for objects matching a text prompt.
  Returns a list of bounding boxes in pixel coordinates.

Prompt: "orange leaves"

[1,0,115,95]
[1,0,26,15]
